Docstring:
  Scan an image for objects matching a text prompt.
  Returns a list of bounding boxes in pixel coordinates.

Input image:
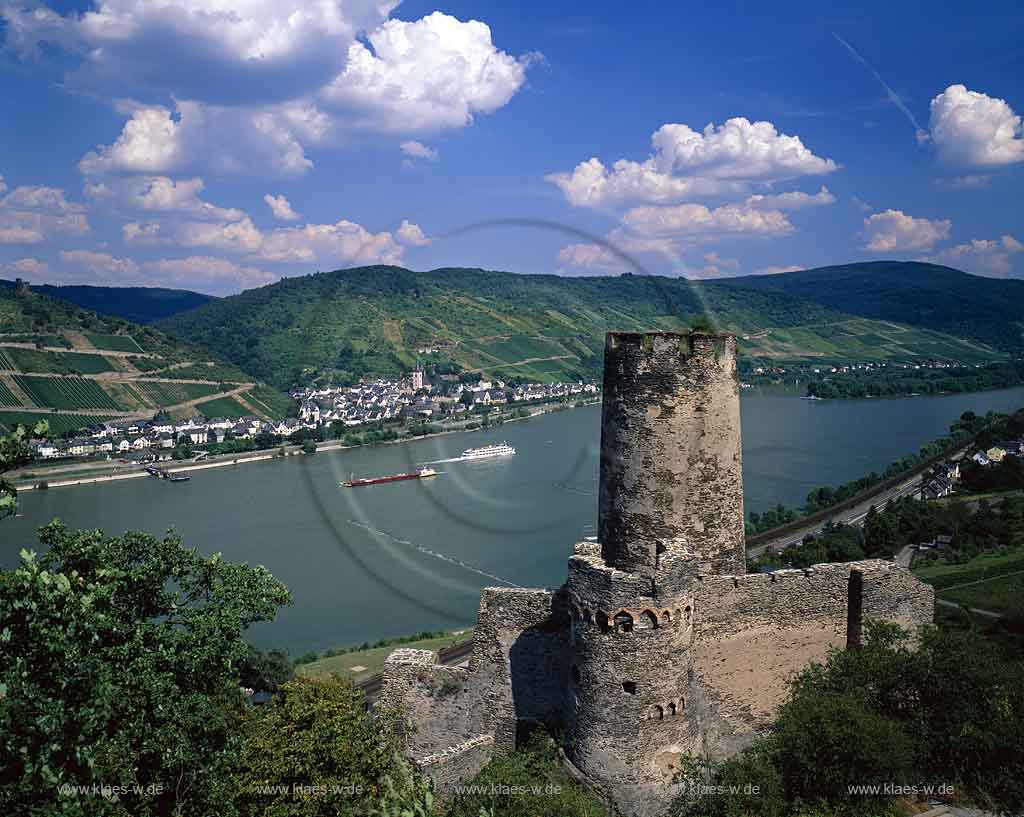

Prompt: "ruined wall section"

[598,331,745,586]
[689,560,934,757]
[471,587,571,752]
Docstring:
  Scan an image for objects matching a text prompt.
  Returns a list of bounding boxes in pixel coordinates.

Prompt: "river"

[4,386,1024,654]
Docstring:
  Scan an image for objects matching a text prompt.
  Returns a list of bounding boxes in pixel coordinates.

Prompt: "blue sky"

[1,0,1023,294]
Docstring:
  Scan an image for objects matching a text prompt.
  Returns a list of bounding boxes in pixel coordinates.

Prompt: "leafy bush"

[445,731,609,817]
[235,675,431,816]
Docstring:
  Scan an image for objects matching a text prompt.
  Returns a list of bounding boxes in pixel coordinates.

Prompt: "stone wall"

[690,559,935,756]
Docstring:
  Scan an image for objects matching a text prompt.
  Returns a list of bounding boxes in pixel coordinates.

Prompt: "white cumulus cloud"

[929,85,1024,168]
[924,234,1024,277]
[0,179,90,244]
[863,209,951,252]
[548,118,837,208]
[2,257,50,280]
[143,256,276,294]
[556,243,622,274]
[80,101,321,178]
[264,193,300,222]
[1,0,398,104]
[623,203,795,238]
[744,186,835,210]
[59,249,139,279]
[258,220,403,267]
[400,140,439,162]
[322,12,534,133]
[395,219,431,247]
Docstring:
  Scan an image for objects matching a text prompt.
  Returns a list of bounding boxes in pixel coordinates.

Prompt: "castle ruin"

[380,331,934,816]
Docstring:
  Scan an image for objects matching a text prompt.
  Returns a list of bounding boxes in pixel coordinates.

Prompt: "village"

[25,369,600,463]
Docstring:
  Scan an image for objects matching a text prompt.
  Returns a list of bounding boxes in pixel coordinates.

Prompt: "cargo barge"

[341,466,437,488]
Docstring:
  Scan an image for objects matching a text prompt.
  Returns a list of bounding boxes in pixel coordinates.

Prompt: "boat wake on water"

[346,519,520,588]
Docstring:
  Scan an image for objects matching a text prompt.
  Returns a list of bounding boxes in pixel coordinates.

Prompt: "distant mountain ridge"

[0,281,218,324]
[717,261,1024,352]
[156,263,1010,390]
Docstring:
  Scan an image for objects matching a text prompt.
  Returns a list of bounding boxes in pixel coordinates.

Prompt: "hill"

[157,265,1005,390]
[717,261,1024,352]
[0,284,291,436]
[0,280,216,324]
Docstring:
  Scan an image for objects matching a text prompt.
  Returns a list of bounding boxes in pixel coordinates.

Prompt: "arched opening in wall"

[685,605,692,624]
[651,705,664,720]
[639,610,658,629]
[622,681,637,694]
[582,609,593,624]
[678,697,685,711]
[661,610,672,626]
[668,702,677,717]
[613,611,634,633]
[596,612,610,633]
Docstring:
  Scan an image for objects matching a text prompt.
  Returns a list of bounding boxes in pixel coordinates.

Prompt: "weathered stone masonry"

[381,330,934,816]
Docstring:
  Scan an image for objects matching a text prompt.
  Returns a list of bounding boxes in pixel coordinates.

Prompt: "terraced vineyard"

[4,348,116,375]
[245,385,294,419]
[133,381,221,406]
[0,380,19,407]
[13,376,124,411]
[0,285,295,438]
[195,395,252,418]
[86,333,143,352]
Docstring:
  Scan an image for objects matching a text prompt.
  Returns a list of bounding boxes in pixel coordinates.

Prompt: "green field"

[5,348,115,375]
[296,631,471,684]
[939,572,1024,614]
[126,356,167,372]
[244,385,293,419]
[913,548,1024,590]
[0,411,116,435]
[194,395,252,418]
[12,375,123,411]
[160,362,252,382]
[85,333,143,353]
[0,349,16,370]
[0,380,19,407]
[133,381,220,406]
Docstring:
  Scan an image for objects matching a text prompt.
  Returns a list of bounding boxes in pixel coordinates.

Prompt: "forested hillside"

[0,284,289,435]
[158,265,1006,389]
[0,280,215,324]
[720,261,1024,351]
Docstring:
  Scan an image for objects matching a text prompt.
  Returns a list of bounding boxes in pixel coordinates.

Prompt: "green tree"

[237,645,295,693]
[0,420,47,520]
[0,522,291,817]
[235,675,432,816]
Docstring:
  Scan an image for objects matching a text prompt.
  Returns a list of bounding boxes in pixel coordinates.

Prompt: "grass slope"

[159,264,1002,390]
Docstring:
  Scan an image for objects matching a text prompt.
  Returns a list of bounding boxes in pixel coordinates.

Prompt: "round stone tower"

[563,330,745,813]
[598,330,745,585]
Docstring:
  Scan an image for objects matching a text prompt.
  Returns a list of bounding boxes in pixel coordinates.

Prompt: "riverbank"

[11,397,600,492]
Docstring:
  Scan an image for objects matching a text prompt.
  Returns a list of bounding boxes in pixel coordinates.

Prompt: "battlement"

[599,330,745,587]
